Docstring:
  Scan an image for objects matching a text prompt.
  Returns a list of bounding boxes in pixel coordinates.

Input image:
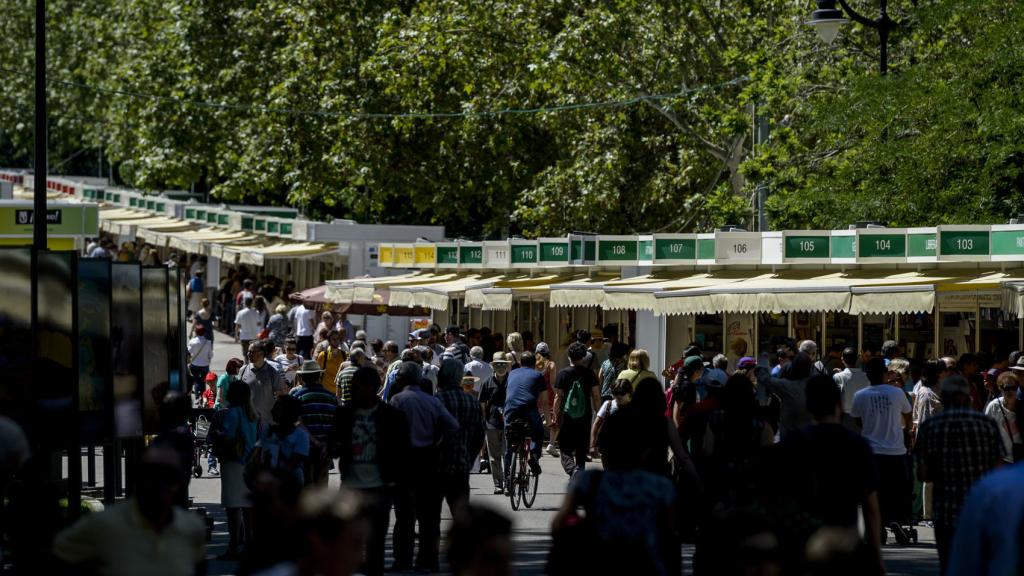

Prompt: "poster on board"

[725,314,754,372]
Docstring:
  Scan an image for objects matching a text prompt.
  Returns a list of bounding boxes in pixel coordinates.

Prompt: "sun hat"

[296,359,324,375]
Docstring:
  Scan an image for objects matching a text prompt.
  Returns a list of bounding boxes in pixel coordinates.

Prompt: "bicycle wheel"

[507,450,521,511]
[522,448,539,509]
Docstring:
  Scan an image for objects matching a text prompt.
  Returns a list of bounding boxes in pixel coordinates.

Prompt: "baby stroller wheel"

[193,464,203,478]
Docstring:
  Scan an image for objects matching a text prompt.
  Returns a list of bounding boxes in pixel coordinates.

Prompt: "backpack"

[564,378,588,420]
[208,408,244,462]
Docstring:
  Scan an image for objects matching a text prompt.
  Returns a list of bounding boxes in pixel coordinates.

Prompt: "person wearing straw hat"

[292,359,337,486]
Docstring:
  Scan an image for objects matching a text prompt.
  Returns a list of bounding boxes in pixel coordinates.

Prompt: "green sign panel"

[280,223,292,235]
[907,234,937,257]
[511,244,537,264]
[639,239,653,261]
[990,230,1024,256]
[254,219,266,231]
[539,241,569,263]
[598,239,638,261]
[571,239,596,262]
[206,213,216,223]
[185,208,195,219]
[437,246,459,264]
[785,236,829,259]
[241,216,254,231]
[654,238,696,260]
[858,234,906,258]
[267,221,279,233]
[697,238,715,260]
[831,236,856,259]
[145,200,155,210]
[939,230,989,256]
[459,245,483,264]
[219,214,230,226]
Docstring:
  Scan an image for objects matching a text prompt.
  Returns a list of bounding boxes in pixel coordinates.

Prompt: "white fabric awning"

[388,275,504,311]
[549,275,621,308]
[848,285,936,315]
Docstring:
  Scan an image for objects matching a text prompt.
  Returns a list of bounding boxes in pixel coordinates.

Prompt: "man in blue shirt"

[503,352,549,477]
[388,362,458,573]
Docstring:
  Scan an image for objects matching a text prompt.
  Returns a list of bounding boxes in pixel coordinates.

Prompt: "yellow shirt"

[317,348,345,394]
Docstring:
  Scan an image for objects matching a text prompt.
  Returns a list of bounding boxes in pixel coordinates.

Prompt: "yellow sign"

[393,245,415,266]
[414,245,437,266]
[378,245,394,266]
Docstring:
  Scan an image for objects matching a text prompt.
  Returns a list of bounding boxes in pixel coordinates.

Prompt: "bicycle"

[505,419,539,511]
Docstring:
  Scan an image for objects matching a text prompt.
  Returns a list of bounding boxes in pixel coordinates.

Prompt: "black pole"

[879,0,889,75]
[33,0,46,249]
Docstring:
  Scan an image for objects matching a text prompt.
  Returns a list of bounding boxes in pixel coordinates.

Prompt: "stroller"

[191,410,215,478]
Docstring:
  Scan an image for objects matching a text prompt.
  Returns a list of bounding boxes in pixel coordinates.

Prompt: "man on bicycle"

[503,352,549,477]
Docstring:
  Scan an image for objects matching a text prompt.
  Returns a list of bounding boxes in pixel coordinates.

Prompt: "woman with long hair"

[535,342,559,457]
[506,332,525,368]
[218,380,259,559]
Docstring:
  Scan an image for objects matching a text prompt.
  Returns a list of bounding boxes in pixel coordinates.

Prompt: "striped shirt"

[335,364,359,406]
[292,384,338,443]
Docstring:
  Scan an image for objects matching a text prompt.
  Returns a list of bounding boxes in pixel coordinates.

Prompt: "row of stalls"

[323,230,1024,373]
[2,170,446,345]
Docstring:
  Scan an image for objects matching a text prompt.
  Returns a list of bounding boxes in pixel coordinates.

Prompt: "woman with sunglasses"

[985,371,1022,463]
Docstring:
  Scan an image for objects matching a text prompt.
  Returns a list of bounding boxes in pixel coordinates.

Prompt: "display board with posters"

[0,248,33,436]
[141,267,170,435]
[78,258,113,443]
[111,262,144,439]
[36,251,77,447]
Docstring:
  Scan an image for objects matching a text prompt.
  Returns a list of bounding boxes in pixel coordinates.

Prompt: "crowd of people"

[55,286,1024,576]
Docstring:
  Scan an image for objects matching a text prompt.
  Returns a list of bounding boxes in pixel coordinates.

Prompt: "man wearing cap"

[187,324,214,399]
[292,360,337,485]
[914,375,1004,572]
[479,352,512,493]
[444,326,471,365]
[552,343,601,479]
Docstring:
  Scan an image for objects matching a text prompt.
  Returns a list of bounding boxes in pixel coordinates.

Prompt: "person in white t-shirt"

[290,303,317,360]
[464,346,494,390]
[851,357,913,534]
[833,347,870,429]
[234,297,262,358]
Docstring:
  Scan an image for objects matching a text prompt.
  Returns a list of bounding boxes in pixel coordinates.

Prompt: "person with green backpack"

[551,342,602,480]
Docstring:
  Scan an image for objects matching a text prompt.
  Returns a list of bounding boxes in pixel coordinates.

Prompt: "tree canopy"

[0,0,1021,237]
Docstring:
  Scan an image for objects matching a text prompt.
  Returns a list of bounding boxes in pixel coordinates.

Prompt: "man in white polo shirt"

[290,301,317,360]
[234,297,262,358]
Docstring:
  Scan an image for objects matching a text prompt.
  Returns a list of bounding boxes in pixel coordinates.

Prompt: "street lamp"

[806,0,897,75]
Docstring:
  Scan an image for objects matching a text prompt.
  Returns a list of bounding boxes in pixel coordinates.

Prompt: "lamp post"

[806,0,897,75]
